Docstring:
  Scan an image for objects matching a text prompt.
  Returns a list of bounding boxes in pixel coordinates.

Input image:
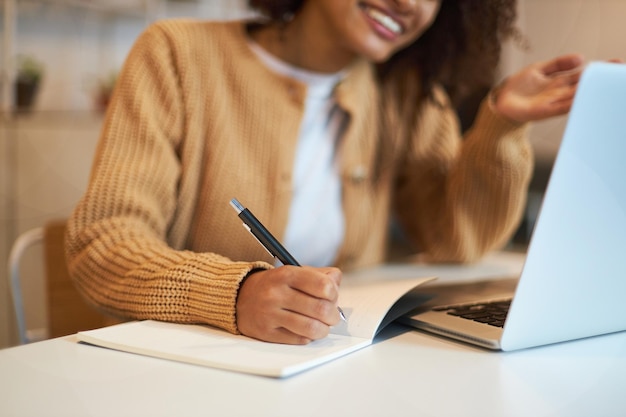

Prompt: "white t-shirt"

[248,41,346,266]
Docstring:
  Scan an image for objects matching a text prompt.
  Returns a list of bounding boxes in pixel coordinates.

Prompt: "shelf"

[1,110,105,129]
[15,0,160,17]
[11,0,209,18]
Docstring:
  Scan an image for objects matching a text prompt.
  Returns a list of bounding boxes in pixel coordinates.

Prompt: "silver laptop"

[400,62,626,351]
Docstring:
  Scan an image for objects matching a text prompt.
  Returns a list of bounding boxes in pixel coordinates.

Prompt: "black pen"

[230,198,300,266]
[230,198,347,322]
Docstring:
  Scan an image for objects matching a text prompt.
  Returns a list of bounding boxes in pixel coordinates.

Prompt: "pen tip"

[338,307,347,322]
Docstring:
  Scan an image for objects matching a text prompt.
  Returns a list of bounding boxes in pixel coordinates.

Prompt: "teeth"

[366,7,402,35]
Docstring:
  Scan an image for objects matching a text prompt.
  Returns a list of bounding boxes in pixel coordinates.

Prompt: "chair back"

[8,220,115,344]
[43,220,113,339]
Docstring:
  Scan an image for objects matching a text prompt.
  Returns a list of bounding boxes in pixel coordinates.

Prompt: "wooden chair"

[8,219,114,344]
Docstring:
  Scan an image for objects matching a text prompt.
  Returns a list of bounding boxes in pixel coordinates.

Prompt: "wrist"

[488,80,506,115]
[488,80,526,124]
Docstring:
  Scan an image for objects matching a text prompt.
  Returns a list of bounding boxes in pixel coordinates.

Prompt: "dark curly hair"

[248,0,520,106]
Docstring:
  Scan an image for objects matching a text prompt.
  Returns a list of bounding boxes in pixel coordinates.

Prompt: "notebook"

[76,275,436,378]
[400,62,626,351]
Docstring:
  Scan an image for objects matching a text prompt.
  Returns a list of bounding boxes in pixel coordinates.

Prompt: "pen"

[230,198,347,322]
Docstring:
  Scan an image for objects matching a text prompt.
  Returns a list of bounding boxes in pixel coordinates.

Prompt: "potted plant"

[94,70,118,113]
[15,55,44,111]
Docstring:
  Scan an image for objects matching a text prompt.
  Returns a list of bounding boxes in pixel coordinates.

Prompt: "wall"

[502,0,626,240]
[3,0,253,112]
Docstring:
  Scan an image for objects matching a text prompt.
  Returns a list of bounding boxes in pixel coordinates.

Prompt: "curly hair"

[248,0,519,106]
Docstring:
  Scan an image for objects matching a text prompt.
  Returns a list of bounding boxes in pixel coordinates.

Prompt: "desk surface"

[2,252,626,417]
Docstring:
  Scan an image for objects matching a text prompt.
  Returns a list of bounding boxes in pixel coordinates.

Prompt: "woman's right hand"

[236,266,343,344]
[492,53,585,123]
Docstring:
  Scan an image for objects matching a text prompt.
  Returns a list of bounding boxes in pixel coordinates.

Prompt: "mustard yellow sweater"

[65,19,532,333]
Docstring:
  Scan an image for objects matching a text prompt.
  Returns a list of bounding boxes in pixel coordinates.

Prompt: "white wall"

[4,0,253,112]
[501,0,626,240]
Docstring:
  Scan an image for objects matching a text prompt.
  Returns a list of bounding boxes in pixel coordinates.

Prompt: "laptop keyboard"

[432,299,512,328]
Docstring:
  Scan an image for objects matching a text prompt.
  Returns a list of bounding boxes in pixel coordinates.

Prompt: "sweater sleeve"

[65,22,270,334]
[394,87,533,263]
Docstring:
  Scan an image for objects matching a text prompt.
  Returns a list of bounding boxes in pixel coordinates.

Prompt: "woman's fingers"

[541,53,585,76]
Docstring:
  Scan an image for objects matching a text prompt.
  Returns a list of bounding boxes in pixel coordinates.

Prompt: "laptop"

[400,62,626,351]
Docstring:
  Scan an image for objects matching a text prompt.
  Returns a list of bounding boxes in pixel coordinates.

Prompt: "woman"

[65,0,584,344]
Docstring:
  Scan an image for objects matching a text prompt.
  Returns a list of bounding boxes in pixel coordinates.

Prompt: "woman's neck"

[247,18,357,74]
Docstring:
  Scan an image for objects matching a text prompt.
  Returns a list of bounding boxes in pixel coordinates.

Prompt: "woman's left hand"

[493,53,586,123]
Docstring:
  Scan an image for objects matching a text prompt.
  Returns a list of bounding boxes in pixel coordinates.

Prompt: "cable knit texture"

[65,19,533,334]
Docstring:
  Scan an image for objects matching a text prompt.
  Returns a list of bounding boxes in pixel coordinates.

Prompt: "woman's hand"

[236,266,343,344]
[493,54,586,123]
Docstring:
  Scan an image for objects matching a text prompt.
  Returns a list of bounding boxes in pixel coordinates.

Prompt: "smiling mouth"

[360,4,403,35]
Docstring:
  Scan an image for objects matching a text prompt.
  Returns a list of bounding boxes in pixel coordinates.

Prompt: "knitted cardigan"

[65,19,532,334]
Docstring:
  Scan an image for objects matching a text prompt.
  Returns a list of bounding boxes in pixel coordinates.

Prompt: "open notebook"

[77,275,435,378]
[400,62,626,351]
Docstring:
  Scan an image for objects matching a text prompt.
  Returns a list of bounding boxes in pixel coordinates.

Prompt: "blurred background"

[1,0,624,348]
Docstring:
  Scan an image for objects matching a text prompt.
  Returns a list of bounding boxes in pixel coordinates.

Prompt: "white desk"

[2,252,626,417]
